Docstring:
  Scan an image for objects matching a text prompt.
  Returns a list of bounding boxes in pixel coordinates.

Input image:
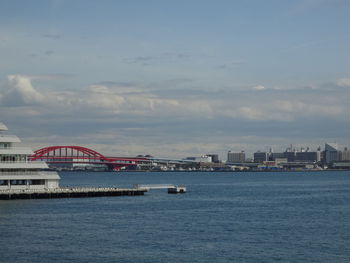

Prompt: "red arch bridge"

[29,146,149,171]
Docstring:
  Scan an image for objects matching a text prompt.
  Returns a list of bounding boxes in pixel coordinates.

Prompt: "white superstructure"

[0,122,60,190]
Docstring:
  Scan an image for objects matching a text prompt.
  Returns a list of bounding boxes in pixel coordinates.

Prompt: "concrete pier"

[0,187,147,200]
[134,184,186,194]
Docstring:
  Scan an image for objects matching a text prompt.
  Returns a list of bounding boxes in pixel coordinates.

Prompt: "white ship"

[0,122,60,191]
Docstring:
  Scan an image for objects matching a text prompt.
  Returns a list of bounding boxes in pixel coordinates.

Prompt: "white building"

[0,122,60,191]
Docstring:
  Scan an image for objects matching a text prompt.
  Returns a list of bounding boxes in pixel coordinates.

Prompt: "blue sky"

[1,0,350,159]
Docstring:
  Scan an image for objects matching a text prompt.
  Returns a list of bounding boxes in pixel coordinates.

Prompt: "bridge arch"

[30,146,111,162]
[30,146,148,171]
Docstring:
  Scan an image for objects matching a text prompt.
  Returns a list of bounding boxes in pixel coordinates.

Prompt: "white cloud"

[2,75,350,158]
[337,78,350,87]
[1,75,348,123]
[238,106,262,120]
[252,85,266,91]
[2,75,46,106]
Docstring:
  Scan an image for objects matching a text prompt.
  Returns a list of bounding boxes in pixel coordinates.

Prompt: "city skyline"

[1,0,350,159]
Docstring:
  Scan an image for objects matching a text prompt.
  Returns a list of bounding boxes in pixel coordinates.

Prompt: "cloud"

[97,81,136,87]
[1,75,46,106]
[43,33,61,40]
[122,52,196,66]
[217,60,245,70]
[19,74,74,81]
[2,75,350,158]
[252,85,266,91]
[238,106,262,120]
[1,76,347,122]
[45,50,54,56]
[123,56,155,65]
[337,78,350,87]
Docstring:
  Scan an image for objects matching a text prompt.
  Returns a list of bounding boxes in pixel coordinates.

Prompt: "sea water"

[1,171,350,262]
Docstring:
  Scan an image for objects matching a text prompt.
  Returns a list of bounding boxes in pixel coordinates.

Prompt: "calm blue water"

[1,171,350,263]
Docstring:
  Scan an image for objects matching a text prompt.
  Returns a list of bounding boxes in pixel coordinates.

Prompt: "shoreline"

[54,169,350,173]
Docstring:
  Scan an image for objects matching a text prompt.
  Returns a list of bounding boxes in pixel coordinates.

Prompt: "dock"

[0,187,147,200]
[134,184,186,194]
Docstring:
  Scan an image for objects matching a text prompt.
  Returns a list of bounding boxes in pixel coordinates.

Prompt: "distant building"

[339,148,350,161]
[295,151,321,162]
[283,151,296,162]
[270,148,320,163]
[227,151,245,163]
[206,154,219,163]
[325,143,339,163]
[270,152,284,161]
[254,151,268,163]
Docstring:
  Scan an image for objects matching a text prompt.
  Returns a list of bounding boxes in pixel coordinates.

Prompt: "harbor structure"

[0,122,152,200]
[134,184,186,194]
[0,122,60,191]
[0,186,146,200]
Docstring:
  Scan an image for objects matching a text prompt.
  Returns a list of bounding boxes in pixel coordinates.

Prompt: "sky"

[1,0,350,159]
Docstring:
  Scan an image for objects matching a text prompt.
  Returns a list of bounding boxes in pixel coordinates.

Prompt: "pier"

[134,184,186,194]
[0,187,147,200]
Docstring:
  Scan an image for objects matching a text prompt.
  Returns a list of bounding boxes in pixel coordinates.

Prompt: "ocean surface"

[1,171,350,263]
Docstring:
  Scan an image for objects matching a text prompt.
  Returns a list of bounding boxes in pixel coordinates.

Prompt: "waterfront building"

[206,154,219,163]
[254,151,269,163]
[0,122,60,190]
[325,143,339,164]
[295,151,321,162]
[227,151,245,163]
[283,151,296,162]
[339,148,350,161]
[270,152,285,161]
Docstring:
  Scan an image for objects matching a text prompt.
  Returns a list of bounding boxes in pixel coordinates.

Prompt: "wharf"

[134,184,186,194]
[0,187,147,200]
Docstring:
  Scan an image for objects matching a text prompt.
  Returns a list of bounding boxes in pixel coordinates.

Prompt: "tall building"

[339,148,350,161]
[254,151,268,163]
[227,151,245,163]
[0,122,60,191]
[325,143,339,164]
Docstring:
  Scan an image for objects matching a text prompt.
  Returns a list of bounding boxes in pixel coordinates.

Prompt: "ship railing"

[0,146,33,150]
[0,171,57,176]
